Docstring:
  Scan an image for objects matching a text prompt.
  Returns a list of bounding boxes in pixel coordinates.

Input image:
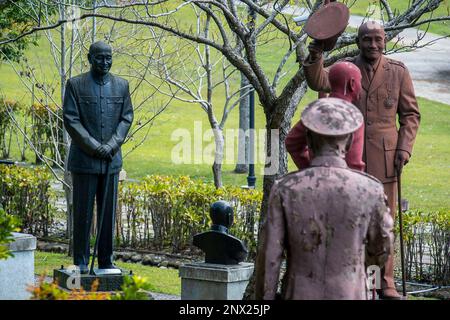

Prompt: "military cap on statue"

[301,97,363,136]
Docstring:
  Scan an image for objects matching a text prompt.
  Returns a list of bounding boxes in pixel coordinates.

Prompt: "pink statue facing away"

[285,61,365,171]
[255,98,394,300]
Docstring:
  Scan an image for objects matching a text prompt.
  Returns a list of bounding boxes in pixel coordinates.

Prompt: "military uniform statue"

[193,201,248,265]
[63,41,134,273]
[303,21,420,299]
[255,98,394,300]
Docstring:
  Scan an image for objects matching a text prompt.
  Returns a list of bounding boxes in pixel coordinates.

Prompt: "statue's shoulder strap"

[386,57,406,69]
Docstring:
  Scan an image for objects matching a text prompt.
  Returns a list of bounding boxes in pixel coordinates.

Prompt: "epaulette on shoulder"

[386,58,406,69]
[349,169,383,184]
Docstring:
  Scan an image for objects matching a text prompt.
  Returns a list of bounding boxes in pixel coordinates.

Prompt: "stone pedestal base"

[179,262,254,300]
[53,268,128,292]
[0,233,36,300]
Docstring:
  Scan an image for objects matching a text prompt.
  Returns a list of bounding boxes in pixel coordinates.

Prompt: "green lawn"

[35,250,181,296]
[33,251,439,300]
[118,94,450,211]
[0,3,448,211]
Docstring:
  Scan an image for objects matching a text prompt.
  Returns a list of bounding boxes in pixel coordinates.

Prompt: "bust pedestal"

[179,262,254,300]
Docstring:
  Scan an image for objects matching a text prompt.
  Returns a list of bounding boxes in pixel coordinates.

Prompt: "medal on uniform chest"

[384,84,394,108]
[385,97,394,108]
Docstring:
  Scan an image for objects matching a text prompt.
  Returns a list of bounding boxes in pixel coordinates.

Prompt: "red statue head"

[329,61,362,103]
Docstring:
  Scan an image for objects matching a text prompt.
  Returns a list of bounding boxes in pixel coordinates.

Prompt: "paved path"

[266,4,450,105]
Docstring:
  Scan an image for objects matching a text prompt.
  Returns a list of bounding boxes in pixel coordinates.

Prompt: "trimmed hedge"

[117,175,262,256]
[0,164,56,237]
[400,209,449,285]
[1,165,448,284]
[0,205,20,260]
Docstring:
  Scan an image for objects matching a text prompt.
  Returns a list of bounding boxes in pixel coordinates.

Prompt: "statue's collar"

[90,72,111,86]
[310,155,348,169]
[210,224,229,234]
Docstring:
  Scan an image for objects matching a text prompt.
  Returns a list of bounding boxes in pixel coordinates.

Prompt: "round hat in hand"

[304,2,350,51]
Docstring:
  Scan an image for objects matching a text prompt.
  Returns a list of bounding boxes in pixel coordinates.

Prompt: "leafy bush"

[30,276,111,300]
[117,175,262,256]
[0,164,56,236]
[0,205,21,260]
[399,208,449,285]
[111,275,155,300]
[30,275,153,300]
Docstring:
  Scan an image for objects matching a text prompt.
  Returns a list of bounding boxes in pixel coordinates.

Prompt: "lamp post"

[246,89,256,188]
[244,1,257,189]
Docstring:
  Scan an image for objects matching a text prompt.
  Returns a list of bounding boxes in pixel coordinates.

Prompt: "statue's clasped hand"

[394,150,410,174]
[95,144,114,160]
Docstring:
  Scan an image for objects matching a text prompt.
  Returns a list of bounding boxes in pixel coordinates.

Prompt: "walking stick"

[89,156,112,275]
[397,168,407,297]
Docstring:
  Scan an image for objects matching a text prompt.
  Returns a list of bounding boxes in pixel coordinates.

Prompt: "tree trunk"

[212,162,223,189]
[212,127,224,188]
[92,0,97,43]
[243,82,307,299]
[64,158,73,257]
[234,72,250,174]
[59,3,74,257]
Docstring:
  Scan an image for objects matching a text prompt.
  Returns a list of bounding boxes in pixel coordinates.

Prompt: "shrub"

[111,275,155,300]
[399,208,450,285]
[0,164,56,236]
[0,205,21,260]
[116,175,262,256]
[30,275,153,300]
[30,276,111,300]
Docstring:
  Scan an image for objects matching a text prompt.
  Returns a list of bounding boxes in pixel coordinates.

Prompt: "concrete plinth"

[179,262,254,300]
[0,233,36,300]
[53,268,128,292]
